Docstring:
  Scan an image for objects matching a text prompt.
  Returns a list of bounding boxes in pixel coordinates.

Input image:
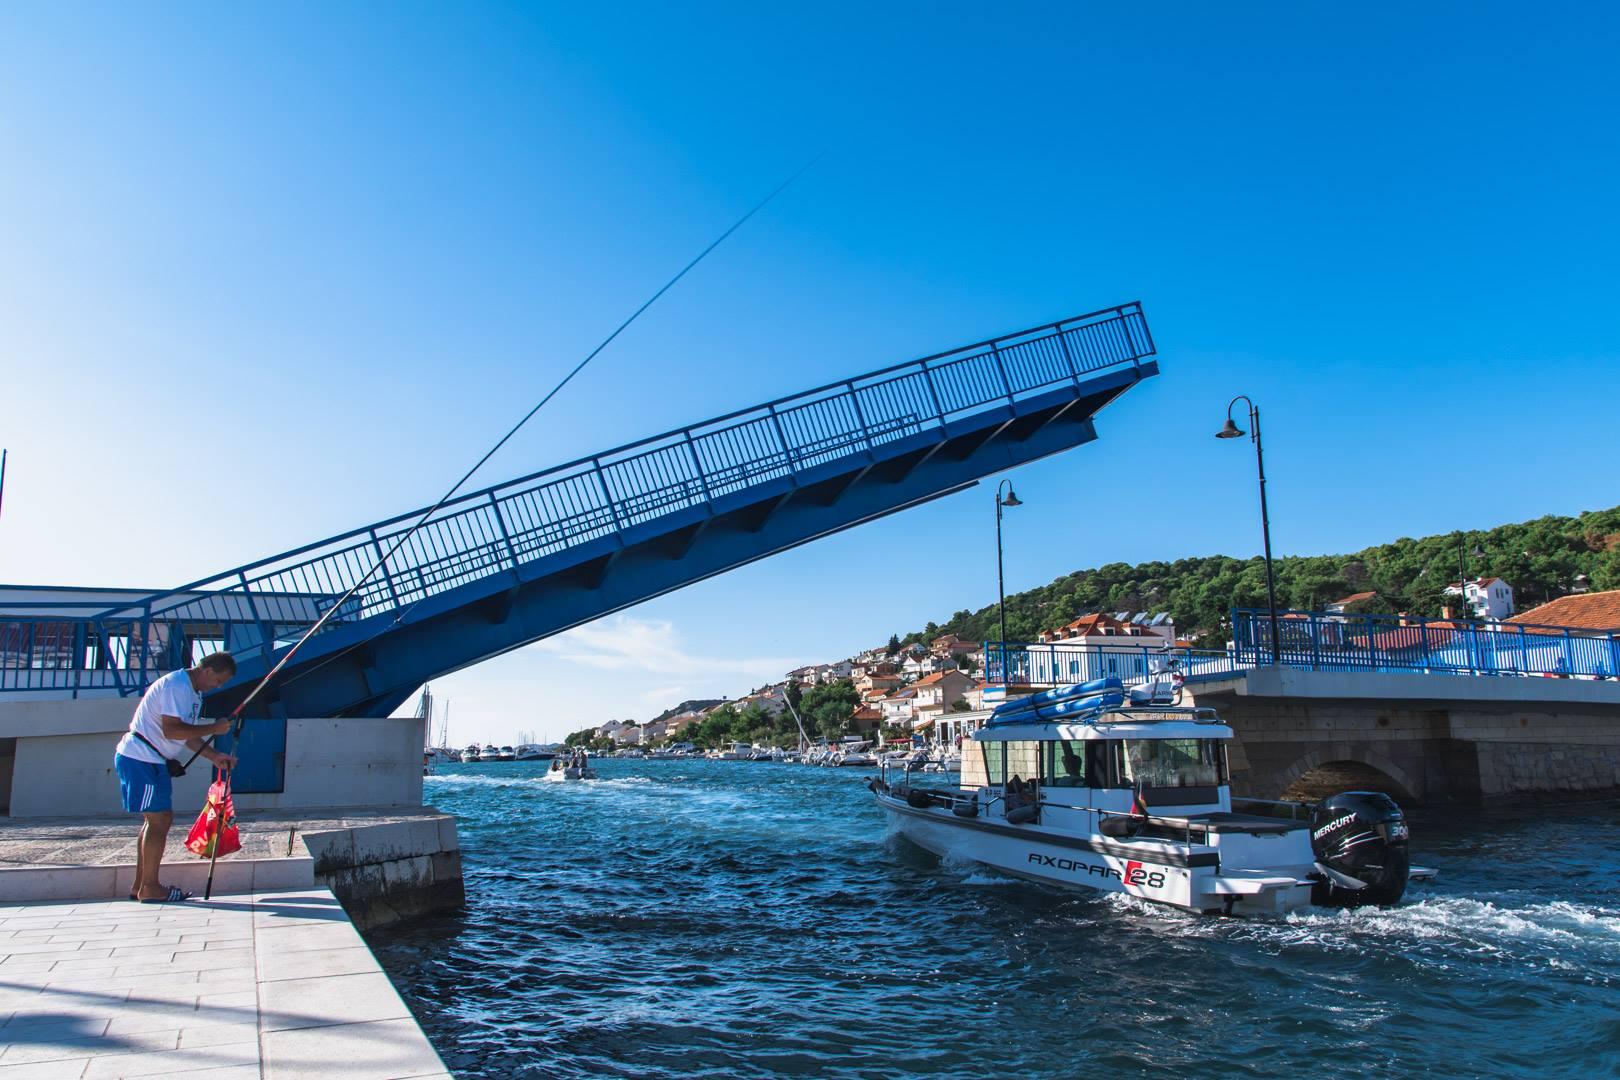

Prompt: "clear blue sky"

[3,4,1618,742]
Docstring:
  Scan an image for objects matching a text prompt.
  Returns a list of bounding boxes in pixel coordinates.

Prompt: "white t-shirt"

[115,669,207,765]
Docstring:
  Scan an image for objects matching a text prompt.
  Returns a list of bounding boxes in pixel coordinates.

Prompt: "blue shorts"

[114,753,172,814]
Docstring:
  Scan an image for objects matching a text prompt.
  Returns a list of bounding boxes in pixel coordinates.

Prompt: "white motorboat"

[829,739,878,767]
[459,744,483,763]
[872,677,1436,916]
[717,741,753,761]
[515,744,544,761]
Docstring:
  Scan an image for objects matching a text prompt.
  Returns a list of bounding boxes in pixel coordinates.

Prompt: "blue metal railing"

[1231,608,1620,679]
[980,606,1620,698]
[2,302,1155,697]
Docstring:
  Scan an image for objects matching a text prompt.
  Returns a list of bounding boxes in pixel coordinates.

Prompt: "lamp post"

[994,479,1022,682]
[1217,397,1281,664]
[1457,536,1485,619]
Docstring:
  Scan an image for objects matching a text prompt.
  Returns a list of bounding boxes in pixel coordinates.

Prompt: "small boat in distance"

[543,750,599,781]
[459,744,483,763]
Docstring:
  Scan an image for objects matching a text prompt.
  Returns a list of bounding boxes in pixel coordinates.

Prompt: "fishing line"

[190,157,819,760]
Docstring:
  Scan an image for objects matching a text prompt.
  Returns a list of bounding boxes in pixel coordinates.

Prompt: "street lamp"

[1457,536,1485,619]
[994,480,1022,680]
[1217,396,1281,663]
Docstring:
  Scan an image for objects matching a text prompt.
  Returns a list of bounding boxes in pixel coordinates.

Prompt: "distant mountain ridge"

[898,504,1620,646]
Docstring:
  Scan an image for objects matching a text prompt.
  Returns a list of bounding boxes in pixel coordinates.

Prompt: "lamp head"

[1216,418,1245,439]
[1000,487,1022,508]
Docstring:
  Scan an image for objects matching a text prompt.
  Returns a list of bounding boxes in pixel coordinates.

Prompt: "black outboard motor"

[1309,791,1411,907]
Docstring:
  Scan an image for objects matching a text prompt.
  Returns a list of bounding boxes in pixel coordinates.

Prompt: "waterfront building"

[880,687,918,727]
[909,669,976,729]
[850,705,883,735]
[595,718,634,741]
[1035,611,1175,646]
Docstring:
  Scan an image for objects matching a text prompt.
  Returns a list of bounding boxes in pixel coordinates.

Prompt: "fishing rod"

[186,158,819,767]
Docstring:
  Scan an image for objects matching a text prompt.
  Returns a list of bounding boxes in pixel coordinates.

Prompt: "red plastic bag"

[185,773,241,859]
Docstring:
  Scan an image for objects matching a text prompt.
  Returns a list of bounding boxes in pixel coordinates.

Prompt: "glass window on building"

[1119,739,1227,789]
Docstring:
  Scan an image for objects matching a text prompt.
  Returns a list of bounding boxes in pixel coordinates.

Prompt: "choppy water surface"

[369,761,1620,1078]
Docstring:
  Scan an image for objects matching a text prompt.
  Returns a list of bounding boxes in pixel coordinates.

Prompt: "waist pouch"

[133,731,187,778]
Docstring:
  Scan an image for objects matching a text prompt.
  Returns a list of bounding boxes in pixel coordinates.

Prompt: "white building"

[594,719,633,740]
[880,688,918,727]
[1445,577,1514,621]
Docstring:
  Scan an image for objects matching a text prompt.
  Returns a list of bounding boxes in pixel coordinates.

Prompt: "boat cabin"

[962,709,1235,820]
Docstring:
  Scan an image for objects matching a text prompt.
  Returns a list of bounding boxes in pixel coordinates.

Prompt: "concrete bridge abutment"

[1187,668,1620,806]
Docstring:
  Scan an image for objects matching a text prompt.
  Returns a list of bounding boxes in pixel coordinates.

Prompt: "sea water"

[368,759,1620,1078]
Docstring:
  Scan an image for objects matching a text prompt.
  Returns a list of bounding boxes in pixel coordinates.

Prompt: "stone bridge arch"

[1272,743,1418,802]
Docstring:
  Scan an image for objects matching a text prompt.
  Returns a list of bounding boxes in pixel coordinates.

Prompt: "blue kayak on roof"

[988,677,1124,725]
[986,682,1127,726]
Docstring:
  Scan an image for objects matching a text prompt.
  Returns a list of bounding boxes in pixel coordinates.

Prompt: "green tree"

[801,678,861,741]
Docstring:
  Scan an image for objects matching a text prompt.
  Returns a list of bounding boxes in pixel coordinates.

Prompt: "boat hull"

[876,792,1313,916]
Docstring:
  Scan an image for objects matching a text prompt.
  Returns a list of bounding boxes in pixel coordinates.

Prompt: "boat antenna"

[188,156,821,761]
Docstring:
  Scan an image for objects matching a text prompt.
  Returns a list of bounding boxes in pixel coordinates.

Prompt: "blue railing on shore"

[1231,608,1620,679]
[2,303,1155,698]
[983,607,1620,696]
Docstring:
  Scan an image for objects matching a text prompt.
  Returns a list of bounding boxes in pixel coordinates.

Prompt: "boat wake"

[1100,888,1620,980]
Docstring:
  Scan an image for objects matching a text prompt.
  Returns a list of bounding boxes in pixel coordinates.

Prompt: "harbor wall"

[303,815,466,930]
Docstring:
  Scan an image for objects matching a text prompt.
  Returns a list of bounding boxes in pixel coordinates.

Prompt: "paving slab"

[0,888,446,1079]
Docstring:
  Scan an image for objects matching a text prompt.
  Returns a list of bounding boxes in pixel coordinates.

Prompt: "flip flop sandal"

[138,886,193,904]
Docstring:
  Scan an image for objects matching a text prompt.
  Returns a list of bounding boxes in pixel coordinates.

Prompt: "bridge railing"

[1232,608,1620,679]
[4,302,1155,696]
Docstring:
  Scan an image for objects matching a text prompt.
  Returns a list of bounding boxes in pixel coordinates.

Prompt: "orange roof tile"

[1507,590,1620,632]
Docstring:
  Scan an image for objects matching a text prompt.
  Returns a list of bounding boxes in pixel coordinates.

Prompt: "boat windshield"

[1120,738,1225,788]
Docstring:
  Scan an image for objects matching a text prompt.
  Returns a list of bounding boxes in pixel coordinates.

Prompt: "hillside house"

[1445,578,1515,621]
[880,688,918,727]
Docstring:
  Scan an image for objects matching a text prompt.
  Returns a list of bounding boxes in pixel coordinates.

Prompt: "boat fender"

[952,796,979,818]
[1004,803,1037,825]
[906,788,936,809]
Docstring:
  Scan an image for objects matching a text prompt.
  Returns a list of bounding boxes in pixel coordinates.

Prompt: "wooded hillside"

[900,505,1620,645]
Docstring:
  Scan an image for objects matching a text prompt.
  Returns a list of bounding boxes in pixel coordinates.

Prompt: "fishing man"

[113,653,239,902]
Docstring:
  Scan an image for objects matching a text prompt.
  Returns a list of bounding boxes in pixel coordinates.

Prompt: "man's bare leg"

[132,819,146,897]
[135,811,173,900]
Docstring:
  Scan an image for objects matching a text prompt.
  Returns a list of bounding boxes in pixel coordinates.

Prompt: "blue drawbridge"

[22,303,1155,782]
